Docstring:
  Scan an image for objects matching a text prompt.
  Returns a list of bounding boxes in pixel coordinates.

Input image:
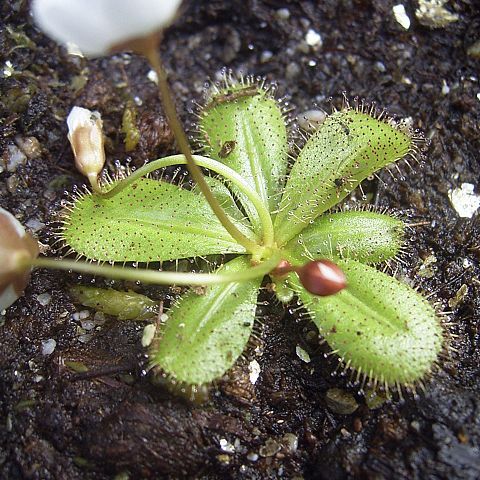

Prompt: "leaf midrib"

[101,215,240,244]
[240,113,268,208]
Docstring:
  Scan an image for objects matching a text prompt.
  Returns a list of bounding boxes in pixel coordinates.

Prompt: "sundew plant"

[57,77,443,395]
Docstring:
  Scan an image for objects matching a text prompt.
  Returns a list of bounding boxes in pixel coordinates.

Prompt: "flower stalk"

[141,39,263,255]
[31,252,282,286]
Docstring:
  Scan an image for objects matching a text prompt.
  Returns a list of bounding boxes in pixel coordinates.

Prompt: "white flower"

[32,0,182,57]
[67,107,106,184]
[0,207,39,311]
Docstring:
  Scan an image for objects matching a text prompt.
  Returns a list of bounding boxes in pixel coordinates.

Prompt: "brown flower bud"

[67,106,105,186]
[0,207,39,311]
[297,259,346,296]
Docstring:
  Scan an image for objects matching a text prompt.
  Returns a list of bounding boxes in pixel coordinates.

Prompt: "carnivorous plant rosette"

[58,77,444,394]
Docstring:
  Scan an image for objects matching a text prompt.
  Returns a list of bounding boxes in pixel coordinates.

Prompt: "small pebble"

[259,438,281,457]
[41,339,56,356]
[448,183,480,218]
[147,69,158,84]
[247,452,259,462]
[281,433,298,453]
[260,50,273,63]
[467,40,480,59]
[325,388,359,414]
[295,345,311,363]
[36,293,52,306]
[248,359,261,384]
[3,144,27,172]
[276,8,290,20]
[216,454,230,465]
[305,29,322,48]
[7,175,19,193]
[15,136,41,159]
[77,333,93,344]
[26,219,45,233]
[393,4,411,30]
[73,310,90,321]
[410,420,421,432]
[219,438,235,453]
[2,60,14,77]
[374,61,386,73]
[353,418,363,432]
[80,319,96,331]
[93,311,106,325]
[113,472,130,480]
[286,62,301,80]
[415,0,459,28]
[441,80,450,95]
[141,324,156,347]
[463,258,472,269]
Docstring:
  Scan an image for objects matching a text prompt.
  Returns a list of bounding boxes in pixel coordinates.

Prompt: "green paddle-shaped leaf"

[275,110,415,245]
[289,259,443,386]
[199,83,288,216]
[62,178,254,262]
[286,210,404,264]
[150,256,261,385]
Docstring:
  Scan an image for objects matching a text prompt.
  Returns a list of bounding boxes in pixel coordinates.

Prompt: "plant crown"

[61,77,443,394]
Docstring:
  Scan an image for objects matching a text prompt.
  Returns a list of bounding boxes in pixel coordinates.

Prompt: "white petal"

[0,284,19,312]
[66,106,95,132]
[32,0,182,56]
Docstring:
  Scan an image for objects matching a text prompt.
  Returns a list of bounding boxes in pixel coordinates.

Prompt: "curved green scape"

[62,78,442,395]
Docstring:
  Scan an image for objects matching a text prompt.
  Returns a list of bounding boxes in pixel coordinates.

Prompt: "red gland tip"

[297,259,346,296]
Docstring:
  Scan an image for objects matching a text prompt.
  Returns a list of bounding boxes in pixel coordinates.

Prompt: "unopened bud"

[297,259,346,296]
[67,106,105,187]
[0,207,39,311]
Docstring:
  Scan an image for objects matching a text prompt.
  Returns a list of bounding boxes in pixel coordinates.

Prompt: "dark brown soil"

[1,1,479,479]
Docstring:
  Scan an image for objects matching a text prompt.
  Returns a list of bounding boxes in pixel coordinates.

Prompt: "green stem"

[32,253,281,286]
[142,46,261,256]
[102,154,275,248]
